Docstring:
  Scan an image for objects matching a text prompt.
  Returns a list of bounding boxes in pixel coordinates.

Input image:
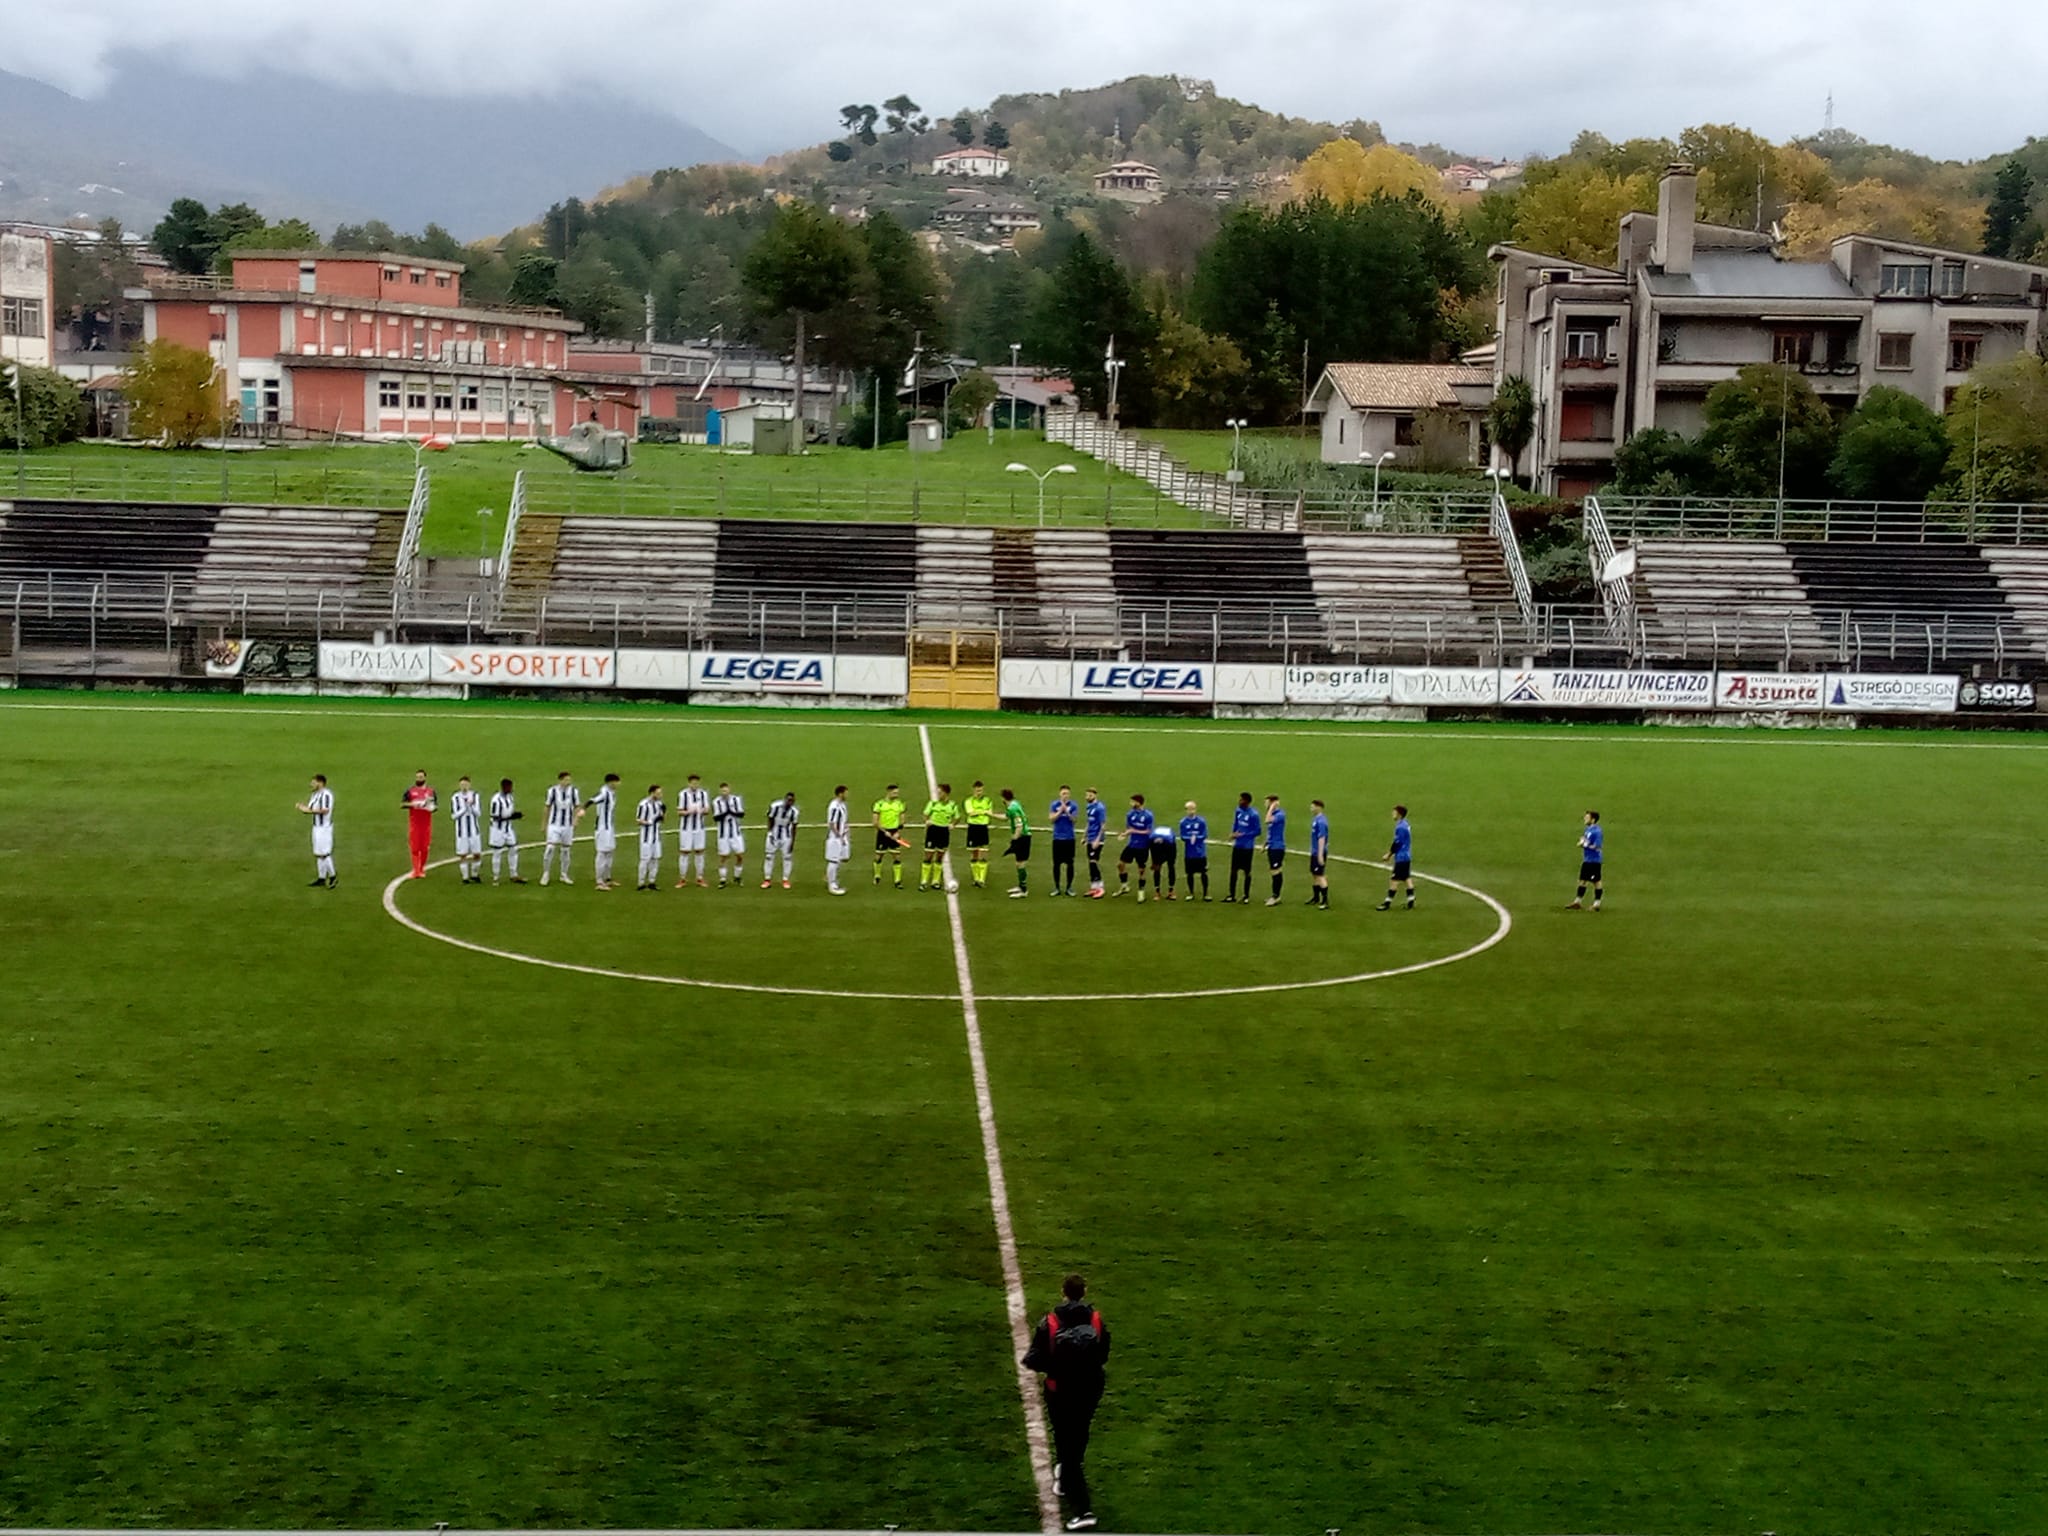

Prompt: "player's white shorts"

[490,824,518,848]
[718,832,746,857]
[594,830,617,853]
[766,832,794,854]
[677,829,707,853]
[456,831,482,856]
[311,826,334,858]
[826,834,850,862]
[546,823,574,846]
[639,838,664,862]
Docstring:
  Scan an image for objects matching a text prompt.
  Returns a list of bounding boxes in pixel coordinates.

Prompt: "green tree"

[1487,374,1536,480]
[1829,386,1949,501]
[1941,353,2048,503]
[827,141,854,164]
[950,112,975,146]
[214,216,321,271]
[982,119,1010,151]
[508,252,560,307]
[151,198,219,275]
[0,363,87,448]
[946,367,1001,432]
[1610,426,1718,496]
[125,338,223,448]
[1029,231,1157,419]
[1146,307,1248,428]
[742,202,862,429]
[1982,158,2035,259]
[556,252,632,336]
[1700,364,1838,499]
[1511,165,1654,264]
[882,95,921,134]
[53,220,141,349]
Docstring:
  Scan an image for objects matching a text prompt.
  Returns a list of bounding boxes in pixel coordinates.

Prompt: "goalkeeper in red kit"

[401,768,437,879]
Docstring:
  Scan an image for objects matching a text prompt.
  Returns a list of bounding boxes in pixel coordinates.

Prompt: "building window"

[409,269,425,285]
[1393,415,1417,447]
[1,296,45,337]
[1880,263,1932,297]
[1938,262,1967,298]
[1563,323,1608,361]
[432,384,453,412]
[383,266,400,282]
[208,311,228,342]
[260,379,281,423]
[405,379,428,411]
[1336,415,1344,445]
[1773,330,1816,366]
[378,378,402,410]
[483,382,506,415]
[1877,333,1914,369]
[458,382,480,413]
[1948,333,1981,373]
[434,273,451,289]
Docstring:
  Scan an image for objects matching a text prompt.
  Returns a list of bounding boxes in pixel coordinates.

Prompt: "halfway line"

[919,722,1060,1534]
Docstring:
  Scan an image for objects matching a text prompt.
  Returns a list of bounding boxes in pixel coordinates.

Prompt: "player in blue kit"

[1224,792,1260,904]
[1305,799,1331,908]
[1178,801,1211,902]
[1149,818,1178,899]
[1115,793,1155,902]
[1048,785,1080,897]
[1263,794,1287,906]
[1378,804,1415,910]
[1084,788,1110,898]
[1568,810,1604,911]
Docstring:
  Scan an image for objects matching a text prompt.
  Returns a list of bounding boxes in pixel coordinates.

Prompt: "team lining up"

[292,772,1540,912]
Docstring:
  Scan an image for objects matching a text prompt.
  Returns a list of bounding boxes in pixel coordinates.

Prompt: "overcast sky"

[16,0,2047,163]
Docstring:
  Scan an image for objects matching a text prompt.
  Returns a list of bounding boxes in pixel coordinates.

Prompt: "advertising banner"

[999,658,1073,700]
[1285,665,1393,705]
[1822,673,1959,714]
[430,646,616,687]
[1215,664,1285,704]
[1390,667,1501,707]
[1715,672,1826,712]
[615,648,695,692]
[318,641,431,685]
[1502,668,1714,710]
[689,651,834,693]
[203,638,250,678]
[1071,661,1214,702]
[831,654,910,697]
[1958,678,2038,711]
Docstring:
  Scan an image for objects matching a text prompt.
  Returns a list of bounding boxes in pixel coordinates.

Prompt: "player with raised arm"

[1083,788,1109,899]
[921,783,959,892]
[635,785,666,891]
[489,777,524,885]
[591,773,621,890]
[540,770,583,886]
[400,769,437,880]
[673,774,711,888]
[1377,805,1415,911]
[296,774,336,888]
[1179,800,1211,902]
[1568,810,1604,911]
[763,791,800,889]
[963,780,995,889]
[1263,794,1287,907]
[1002,788,1031,898]
[1116,793,1154,902]
[450,775,483,884]
[1307,799,1331,909]
[1048,785,1080,897]
[825,786,852,896]
[712,782,746,888]
[873,783,909,888]
[1225,792,1259,904]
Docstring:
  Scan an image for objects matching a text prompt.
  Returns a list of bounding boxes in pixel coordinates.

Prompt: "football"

[946,879,960,893]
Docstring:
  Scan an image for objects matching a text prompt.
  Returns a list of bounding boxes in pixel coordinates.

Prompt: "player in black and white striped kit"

[489,778,525,885]
[591,772,622,890]
[540,770,583,886]
[635,784,666,891]
[673,774,711,889]
[825,785,851,896]
[712,783,745,888]
[296,774,337,888]
[762,791,800,889]
[450,775,484,884]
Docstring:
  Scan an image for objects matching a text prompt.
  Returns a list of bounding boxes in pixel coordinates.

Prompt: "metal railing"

[1580,494,1640,646]
[1605,497,2048,545]
[3,459,415,507]
[392,467,429,605]
[1490,488,1535,625]
[497,470,526,610]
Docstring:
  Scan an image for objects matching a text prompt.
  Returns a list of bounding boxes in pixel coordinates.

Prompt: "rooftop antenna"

[1823,90,1835,134]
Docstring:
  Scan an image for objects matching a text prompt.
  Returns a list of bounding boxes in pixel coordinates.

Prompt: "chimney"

[1653,162,1697,276]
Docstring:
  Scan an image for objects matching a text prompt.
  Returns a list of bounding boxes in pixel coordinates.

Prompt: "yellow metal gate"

[908,627,1001,711]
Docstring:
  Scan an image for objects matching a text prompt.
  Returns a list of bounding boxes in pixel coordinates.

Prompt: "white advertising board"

[1391,667,1501,707]
[999,658,1073,700]
[689,651,834,693]
[831,654,910,697]
[430,645,617,687]
[1715,672,1825,712]
[1285,665,1393,705]
[615,648,695,692]
[1501,668,1714,710]
[1071,661,1214,702]
[1215,664,1285,704]
[318,641,431,684]
[1822,673,1959,713]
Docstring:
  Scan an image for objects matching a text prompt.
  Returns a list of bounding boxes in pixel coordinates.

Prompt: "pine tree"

[1983,159,2034,259]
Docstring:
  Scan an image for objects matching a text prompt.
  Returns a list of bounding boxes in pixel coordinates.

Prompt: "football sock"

[1017,868,1028,891]
[893,862,903,886]
[827,859,841,887]
[1576,884,1587,900]
[1272,872,1284,898]
[973,862,986,886]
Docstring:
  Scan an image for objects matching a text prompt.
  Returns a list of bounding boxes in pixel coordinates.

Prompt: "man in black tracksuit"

[1023,1274,1111,1531]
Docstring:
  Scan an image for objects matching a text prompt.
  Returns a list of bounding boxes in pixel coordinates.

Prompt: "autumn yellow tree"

[1291,138,1443,207]
[1510,166,1655,264]
[1781,178,1984,256]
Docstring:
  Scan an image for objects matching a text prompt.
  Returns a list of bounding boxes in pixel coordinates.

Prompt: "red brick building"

[141,251,641,439]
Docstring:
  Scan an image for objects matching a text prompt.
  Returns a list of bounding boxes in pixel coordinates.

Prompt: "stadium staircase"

[521,515,716,640]
[1029,529,1121,653]
[1301,534,1498,658]
[1631,540,1829,663]
[990,527,1043,646]
[496,514,564,630]
[706,519,918,649]
[1106,528,1318,658]
[914,525,998,628]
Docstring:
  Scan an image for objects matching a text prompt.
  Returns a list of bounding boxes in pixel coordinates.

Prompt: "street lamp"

[1226,417,1248,482]
[1009,342,1022,433]
[1362,448,1395,521]
[1006,461,1077,526]
[1104,356,1126,426]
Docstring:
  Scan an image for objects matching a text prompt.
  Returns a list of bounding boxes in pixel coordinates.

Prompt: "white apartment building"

[1,227,56,371]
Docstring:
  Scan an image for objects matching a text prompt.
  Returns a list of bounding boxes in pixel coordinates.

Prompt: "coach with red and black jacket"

[1023,1273,1111,1532]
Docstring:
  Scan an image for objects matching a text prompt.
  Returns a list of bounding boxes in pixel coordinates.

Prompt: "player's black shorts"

[1392,859,1412,880]
[1008,835,1032,861]
[1231,846,1254,870]
[925,825,952,850]
[1580,860,1603,883]
[1122,838,1150,866]
[1052,839,1076,864]
[1152,847,1176,871]
[876,827,903,852]
[1185,854,1208,874]
[1309,856,1327,876]
[966,823,991,849]
[1267,847,1287,870]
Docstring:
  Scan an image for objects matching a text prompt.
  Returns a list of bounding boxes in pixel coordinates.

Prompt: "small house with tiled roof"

[1304,362,1493,466]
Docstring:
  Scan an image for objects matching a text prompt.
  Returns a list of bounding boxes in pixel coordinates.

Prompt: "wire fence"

[1605,497,2048,545]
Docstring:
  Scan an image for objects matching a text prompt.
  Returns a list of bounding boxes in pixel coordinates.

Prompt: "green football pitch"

[4,693,2047,1533]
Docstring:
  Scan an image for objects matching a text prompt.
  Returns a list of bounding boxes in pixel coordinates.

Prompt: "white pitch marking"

[919,723,1061,1535]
